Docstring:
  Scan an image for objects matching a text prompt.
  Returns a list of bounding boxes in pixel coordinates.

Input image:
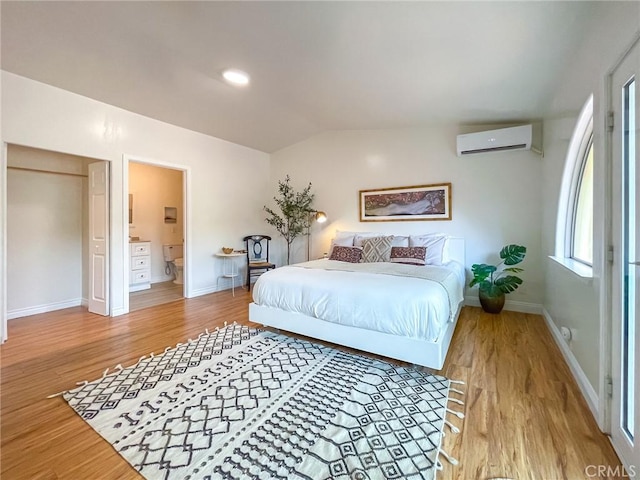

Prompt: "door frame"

[605,30,640,470]
[602,31,640,432]
[121,154,191,314]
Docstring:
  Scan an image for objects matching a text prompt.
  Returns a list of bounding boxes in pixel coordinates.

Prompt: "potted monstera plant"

[470,244,526,314]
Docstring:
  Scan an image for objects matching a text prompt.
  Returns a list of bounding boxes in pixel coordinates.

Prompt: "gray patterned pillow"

[361,236,394,263]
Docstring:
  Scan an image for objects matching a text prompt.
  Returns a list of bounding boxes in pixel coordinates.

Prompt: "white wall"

[6,145,95,317]
[129,162,183,283]
[2,71,270,317]
[270,126,544,306]
[541,2,640,414]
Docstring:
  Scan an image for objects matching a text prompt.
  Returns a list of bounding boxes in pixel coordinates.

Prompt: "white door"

[1,143,7,343]
[611,36,640,475]
[88,161,109,315]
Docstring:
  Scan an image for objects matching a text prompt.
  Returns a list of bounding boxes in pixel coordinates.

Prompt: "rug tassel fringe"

[47,326,224,399]
[439,449,459,466]
[448,397,464,405]
[446,408,465,419]
[450,387,465,395]
[46,390,66,398]
[445,419,460,434]
[449,380,465,385]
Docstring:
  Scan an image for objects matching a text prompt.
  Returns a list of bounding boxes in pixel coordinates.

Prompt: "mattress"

[252,259,465,342]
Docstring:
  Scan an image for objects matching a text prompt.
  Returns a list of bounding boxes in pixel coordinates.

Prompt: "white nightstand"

[215,252,245,296]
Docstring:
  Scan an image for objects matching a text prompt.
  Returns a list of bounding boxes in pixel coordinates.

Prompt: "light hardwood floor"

[129,281,184,312]
[1,291,623,479]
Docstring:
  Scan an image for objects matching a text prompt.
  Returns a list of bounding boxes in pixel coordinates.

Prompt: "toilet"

[163,244,184,285]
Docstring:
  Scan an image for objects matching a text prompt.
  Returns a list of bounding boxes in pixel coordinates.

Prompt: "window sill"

[549,256,594,280]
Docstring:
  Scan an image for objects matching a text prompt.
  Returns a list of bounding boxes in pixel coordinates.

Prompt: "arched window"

[570,133,594,265]
[555,95,594,274]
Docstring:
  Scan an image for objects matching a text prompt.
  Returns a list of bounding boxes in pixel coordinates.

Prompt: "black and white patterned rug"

[61,324,464,479]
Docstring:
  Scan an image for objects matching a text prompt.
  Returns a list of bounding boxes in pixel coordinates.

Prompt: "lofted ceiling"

[1,1,597,153]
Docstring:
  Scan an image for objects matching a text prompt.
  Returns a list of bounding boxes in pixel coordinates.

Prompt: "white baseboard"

[188,285,219,298]
[189,280,247,299]
[152,275,174,284]
[464,295,543,314]
[542,307,599,423]
[8,298,83,320]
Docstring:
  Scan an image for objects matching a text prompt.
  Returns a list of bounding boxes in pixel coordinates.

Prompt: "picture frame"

[359,183,452,222]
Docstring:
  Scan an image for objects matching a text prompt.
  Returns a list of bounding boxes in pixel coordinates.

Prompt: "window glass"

[572,141,594,265]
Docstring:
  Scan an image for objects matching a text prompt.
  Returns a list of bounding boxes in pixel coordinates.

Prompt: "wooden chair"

[243,235,276,291]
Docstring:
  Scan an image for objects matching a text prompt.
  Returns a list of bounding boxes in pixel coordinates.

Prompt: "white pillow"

[354,232,385,247]
[328,231,356,258]
[409,234,447,265]
[332,236,355,247]
[333,230,356,245]
[391,235,409,247]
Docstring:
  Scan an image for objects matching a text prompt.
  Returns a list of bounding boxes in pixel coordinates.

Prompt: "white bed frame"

[249,238,465,371]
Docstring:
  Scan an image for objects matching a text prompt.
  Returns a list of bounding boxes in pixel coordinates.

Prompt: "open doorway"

[128,160,186,312]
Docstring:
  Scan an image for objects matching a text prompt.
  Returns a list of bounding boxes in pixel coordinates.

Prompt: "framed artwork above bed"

[359,183,452,222]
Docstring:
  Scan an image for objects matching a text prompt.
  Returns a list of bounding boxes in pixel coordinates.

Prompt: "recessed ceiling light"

[222,69,250,86]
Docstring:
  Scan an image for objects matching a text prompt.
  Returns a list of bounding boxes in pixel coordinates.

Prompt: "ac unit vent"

[460,143,528,155]
[456,125,532,156]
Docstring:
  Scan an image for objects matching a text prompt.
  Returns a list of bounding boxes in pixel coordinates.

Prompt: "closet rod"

[7,166,88,178]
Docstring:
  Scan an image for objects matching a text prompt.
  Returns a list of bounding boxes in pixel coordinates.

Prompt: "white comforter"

[252,259,465,342]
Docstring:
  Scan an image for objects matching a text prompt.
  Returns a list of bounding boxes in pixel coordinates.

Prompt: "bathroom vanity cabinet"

[130,241,151,292]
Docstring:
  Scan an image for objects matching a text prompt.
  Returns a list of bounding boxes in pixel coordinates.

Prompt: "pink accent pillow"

[329,246,363,263]
[390,246,427,266]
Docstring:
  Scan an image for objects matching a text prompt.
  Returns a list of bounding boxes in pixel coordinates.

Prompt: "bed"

[249,235,465,370]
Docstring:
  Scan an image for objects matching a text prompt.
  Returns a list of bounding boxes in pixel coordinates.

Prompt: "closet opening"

[6,144,107,320]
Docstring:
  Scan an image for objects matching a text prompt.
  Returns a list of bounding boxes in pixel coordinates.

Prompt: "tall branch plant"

[264,175,314,265]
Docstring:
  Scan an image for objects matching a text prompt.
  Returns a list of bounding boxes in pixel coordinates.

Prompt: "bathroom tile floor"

[129,281,183,312]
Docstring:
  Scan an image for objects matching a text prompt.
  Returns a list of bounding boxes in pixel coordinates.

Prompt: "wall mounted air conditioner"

[456,124,532,156]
